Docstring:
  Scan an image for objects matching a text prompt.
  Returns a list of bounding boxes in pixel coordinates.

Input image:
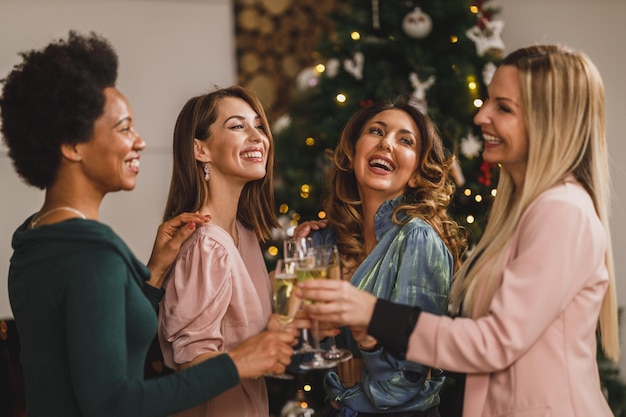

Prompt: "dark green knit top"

[8,216,239,417]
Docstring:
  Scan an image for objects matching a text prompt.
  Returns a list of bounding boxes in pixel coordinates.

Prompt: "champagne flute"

[284,237,316,354]
[298,245,338,370]
[322,246,353,363]
[266,259,300,380]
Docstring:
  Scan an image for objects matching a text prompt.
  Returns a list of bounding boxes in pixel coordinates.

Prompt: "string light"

[450,35,459,43]
[351,31,361,40]
[336,93,347,104]
[315,64,326,73]
[464,188,472,196]
[300,184,310,199]
[466,215,475,224]
[318,211,327,219]
[267,246,279,256]
[305,137,315,146]
[303,384,312,392]
[473,98,484,108]
[475,195,483,202]
[491,189,498,197]
[279,203,289,214]
[470,5,479,14]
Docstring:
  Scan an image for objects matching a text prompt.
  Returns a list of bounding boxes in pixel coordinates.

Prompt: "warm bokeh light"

[279,203,289,214]
[303,384,312,392]
[318,211,326,219]
[491,189,498,197]
[301,184,310,193]
[468,81,477,90]
[466,215,475,224]
[351,31,361,40]
[464,188,472,196]
[475,195,483,203]
[305,137,315,146]
[473,98,484,108]
[336,93,347,103]
[291,212,301,222]
[450,35,459,43]
[267,246,279,256]
[315,64,326,73]
[470,5,479,13]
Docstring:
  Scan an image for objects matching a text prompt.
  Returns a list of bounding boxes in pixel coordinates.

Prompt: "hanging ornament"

[460,132,482,159]
[371,0,380,30]
[402,7,433,39]
[466,18,505,56]
[325,58,340,78]
[408,72,435,113]
[482,62,498,86]
[272,114,291,135]
[295,66,320,90]
[344,52,364,80]
[450,157,466,187]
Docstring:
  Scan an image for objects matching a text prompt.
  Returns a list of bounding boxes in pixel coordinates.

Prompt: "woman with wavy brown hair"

[304,98,466,417]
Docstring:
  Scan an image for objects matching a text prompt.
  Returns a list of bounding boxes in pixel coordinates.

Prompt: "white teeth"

[369,158,393,171]
[483,134,501,143]
[127,159,140,169]
[241,151,262,159]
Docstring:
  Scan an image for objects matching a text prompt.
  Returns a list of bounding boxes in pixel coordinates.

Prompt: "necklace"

[30,206,87,229]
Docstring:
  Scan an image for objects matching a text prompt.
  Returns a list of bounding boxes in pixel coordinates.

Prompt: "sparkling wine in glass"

[284,237,316,354]
[298,245,338,370]
[323,246,353,363]
[266,259,299,380]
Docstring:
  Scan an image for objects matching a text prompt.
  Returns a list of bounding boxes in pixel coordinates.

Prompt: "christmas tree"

[272,0,503,246]
[267,1,626,415]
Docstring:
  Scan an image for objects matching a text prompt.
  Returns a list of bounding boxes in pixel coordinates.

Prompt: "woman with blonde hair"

[298,44,620,417]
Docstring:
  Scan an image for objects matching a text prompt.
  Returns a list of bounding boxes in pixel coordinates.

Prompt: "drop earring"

[203,164,210,182]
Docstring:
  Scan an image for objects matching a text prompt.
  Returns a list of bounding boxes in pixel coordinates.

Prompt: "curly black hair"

[0,31,118,189]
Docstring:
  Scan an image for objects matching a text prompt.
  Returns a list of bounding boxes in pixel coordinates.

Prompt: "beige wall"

[1,0,625,373]
[0,0,236,313]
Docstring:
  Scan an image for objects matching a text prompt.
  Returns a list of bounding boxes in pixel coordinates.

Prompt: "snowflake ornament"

[466,19,505,57]
[461,132,483,159]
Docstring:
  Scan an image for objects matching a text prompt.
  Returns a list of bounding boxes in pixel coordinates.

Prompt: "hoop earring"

[203,164,210,182]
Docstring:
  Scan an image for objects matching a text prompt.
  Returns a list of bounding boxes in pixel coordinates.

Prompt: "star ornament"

[461,132,483,159]
[466,19,505,57]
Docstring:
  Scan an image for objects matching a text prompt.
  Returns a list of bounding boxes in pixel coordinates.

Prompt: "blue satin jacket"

[314,195,453,415]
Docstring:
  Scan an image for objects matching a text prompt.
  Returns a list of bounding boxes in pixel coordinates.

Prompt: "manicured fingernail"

[188,222,196,230]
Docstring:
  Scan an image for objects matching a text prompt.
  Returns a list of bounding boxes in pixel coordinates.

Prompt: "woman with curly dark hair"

[0,31,295,417]
[299,100,466,417]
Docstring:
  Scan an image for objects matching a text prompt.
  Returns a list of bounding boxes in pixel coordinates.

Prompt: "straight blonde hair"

[449,45,620,362]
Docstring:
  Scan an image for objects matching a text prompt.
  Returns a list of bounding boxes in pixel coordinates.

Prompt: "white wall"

[497,0,626,374]
[1,0,625,374]
[0,0,236,315]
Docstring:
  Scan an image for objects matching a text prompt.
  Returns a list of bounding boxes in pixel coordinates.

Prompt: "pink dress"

[158,222,272,417]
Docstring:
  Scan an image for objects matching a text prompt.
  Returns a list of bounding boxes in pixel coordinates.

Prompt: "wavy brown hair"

[324,99,467,273]
[163,86,279,242]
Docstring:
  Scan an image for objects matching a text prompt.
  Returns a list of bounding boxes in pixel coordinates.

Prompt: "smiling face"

[199,96,269,184]
[474,65,529,187]
[75,87,145,194]
[353,109,421,201]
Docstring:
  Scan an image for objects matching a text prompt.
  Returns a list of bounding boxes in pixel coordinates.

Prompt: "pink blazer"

[409,177,613,417]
